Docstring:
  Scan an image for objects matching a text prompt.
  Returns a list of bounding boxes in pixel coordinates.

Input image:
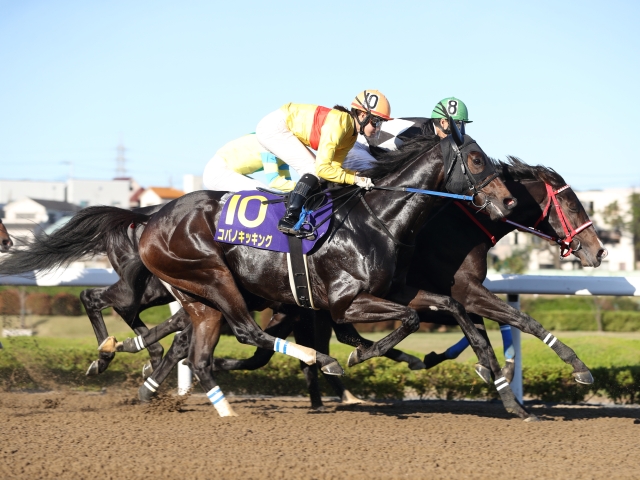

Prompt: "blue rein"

[371,185,474,202]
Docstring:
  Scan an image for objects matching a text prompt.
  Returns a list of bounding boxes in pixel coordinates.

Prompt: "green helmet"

[431,97,472,123]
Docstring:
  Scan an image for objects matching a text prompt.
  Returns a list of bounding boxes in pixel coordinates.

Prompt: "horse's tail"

[0,206,151,276]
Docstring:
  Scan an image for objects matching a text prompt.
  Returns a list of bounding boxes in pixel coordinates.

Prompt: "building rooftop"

[146,187,184,199]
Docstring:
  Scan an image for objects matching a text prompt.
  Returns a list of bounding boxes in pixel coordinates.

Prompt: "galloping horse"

[131,157,604,409]
[134,134,525,416]
[411,157,606,380]
[0,135,520,416]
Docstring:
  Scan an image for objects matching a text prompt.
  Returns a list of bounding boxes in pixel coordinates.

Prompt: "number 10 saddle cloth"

[216,190,333,254]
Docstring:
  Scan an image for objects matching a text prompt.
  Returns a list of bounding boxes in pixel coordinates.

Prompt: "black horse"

[133,157,604,408]
[132,135,526,416]
[0,135,520,416]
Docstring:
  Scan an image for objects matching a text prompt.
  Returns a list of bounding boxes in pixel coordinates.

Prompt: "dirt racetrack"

[1,390,640,480]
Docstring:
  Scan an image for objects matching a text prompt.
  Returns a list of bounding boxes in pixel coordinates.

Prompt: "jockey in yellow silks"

[256,90,392,234]
[202,134,295,193]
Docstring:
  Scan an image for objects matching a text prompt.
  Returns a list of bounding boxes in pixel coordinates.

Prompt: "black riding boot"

[278,174,319,235]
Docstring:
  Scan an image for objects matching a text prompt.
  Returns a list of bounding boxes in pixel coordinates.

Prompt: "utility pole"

[116,141,127,178]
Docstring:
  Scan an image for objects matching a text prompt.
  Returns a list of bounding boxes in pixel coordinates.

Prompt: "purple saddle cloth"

[216,191,332,254]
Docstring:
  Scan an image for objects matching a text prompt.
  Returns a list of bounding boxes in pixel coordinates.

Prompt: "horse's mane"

[499,155,565,187]
[359,134,441,181]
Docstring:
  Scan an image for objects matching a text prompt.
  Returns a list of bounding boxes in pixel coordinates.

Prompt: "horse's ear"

[450,117,464,146]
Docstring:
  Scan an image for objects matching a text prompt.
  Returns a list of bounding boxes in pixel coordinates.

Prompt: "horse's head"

[442,136,517,221]
[503,157,607,268]
[0,220,13,253]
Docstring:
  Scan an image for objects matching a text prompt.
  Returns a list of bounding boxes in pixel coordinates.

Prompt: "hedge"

[1,337,639,404]
[602,311,640,332]
[51,293,82,316]
[26,293,52,315]
[0,289,21,315]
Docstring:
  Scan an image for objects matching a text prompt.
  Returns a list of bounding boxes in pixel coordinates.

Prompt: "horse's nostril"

[503,197,517,209]
[598,248,608,259]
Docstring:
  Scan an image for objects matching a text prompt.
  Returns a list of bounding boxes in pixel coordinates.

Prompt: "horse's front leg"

[397,288,536,421]
[467,287,593,385]
[332,293,420,367]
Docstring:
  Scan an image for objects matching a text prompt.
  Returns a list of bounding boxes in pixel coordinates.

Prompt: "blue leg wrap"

[444,336,470,359]
[500,325,515,359]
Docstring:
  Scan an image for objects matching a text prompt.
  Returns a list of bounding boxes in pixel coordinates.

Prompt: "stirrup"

[277,218,299,235]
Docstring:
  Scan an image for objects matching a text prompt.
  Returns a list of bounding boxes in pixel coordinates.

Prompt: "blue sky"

[1,0,638,191]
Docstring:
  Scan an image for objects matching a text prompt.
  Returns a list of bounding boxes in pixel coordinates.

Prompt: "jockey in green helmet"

[430,97,472,138]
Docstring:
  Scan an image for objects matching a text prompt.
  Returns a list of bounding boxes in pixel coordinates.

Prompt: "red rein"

[456,183,592,258]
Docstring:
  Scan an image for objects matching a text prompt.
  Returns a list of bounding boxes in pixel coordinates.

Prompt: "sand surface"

[2,390,640,479]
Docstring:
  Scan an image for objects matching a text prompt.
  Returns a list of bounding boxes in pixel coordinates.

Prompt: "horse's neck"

[363,151,444,243]
[476,179,548,244]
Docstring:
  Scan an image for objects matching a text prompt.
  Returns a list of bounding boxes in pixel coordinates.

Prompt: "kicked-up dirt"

[1,390,639,479]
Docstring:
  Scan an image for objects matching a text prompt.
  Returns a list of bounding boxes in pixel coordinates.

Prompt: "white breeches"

[202,155,266,192]
[255,109,316,178]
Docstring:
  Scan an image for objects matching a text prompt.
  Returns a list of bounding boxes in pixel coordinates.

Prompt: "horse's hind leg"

[80,285,120,375]
[314,312,368,404]
[158,270,341,375]
[181,303,237,417]
[138,324,192,403]
[212,310,294,371]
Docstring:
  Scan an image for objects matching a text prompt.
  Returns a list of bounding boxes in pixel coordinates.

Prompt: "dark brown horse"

[155,157,604,407]
[0,135,520,417]
[133,135,526,417]
[412,157,606,381]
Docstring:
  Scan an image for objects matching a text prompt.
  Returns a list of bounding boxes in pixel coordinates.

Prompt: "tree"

[628,193,640,265]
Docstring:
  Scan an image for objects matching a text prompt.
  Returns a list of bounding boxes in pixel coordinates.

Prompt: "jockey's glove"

[355,176,374,190]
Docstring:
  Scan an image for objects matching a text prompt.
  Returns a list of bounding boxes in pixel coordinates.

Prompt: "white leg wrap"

[133,335,146,351]
[494,376,510,391]
[207,386,238,417]
[543,333,557,347]
[143,377,159,393]
[273,338,316,365]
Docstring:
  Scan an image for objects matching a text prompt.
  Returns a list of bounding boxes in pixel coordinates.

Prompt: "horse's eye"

[473,157,483,166]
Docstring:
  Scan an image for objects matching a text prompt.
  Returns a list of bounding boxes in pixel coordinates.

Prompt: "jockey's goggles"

[369,116,386,128]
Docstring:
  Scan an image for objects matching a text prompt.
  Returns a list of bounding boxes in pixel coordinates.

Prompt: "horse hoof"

[502,359,515,384]
[524,415,541,423]
[311,405,328,412]
[474,363,492,384]
[347,350,360,367]
[408,357,427,371]
[85,360,100,376]
[138,384,155,403]
[219,408,239,418]
[97,336,117,353]
[341,389,370,405]
[573,370,594,385]
[321,361,344,376]
[423,352,445,370]
[141,361,153,380]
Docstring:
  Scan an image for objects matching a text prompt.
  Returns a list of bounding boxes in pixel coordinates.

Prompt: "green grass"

[2,331,640,403]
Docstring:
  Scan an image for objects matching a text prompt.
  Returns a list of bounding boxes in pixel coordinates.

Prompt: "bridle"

[532,184,593,257]
[444,136,500,213]
[457,182,592,258]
